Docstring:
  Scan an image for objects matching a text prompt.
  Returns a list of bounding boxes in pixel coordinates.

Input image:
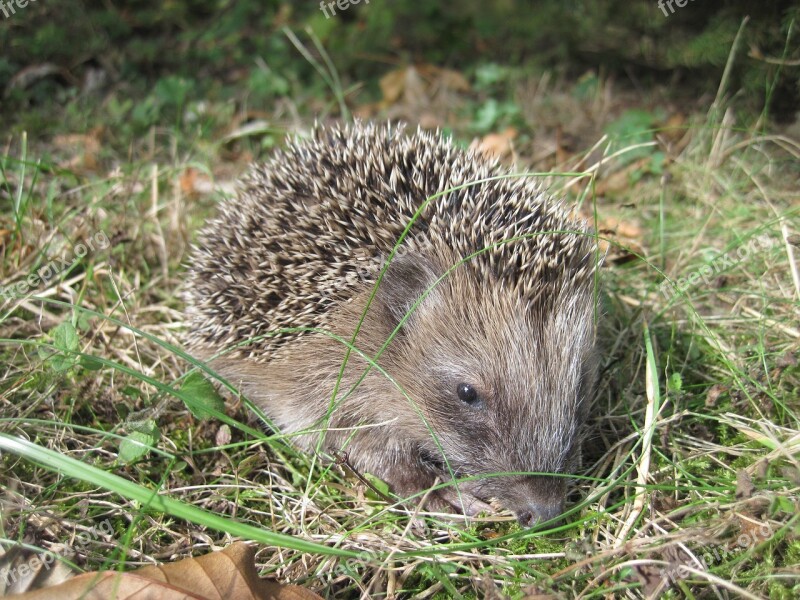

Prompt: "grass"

[1,47,799,600]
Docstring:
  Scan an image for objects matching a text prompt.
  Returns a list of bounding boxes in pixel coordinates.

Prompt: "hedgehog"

[184,121,599,526]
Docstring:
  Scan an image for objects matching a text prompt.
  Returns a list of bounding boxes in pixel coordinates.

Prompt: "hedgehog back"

[185,123,595,360]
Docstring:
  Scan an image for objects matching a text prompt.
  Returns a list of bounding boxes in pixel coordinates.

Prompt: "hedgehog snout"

[500,475,567,527]
[514,498,565,527]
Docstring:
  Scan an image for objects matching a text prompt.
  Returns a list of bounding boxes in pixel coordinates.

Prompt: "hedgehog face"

[380,253,597,525]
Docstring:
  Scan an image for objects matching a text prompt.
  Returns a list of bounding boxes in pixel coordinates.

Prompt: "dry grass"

[1,70,798,599]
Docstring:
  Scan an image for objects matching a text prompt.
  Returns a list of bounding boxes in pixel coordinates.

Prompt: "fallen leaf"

[594,157,651,196]
[705,384,725,408]
[215,424,232,447]
[52,127,103,172]
[735,517,771,548]
[416,64,470,92]
[470,128,517,160]
[396,66,427,106]
[10,542,323,600]
[595,216,644,264]
[378,67,409,105]
[179,168,214,197]
[658,113,687,145]
[632,562,667,597]
[478,575,506,599]
[735,469,755,500]
[776,351,797,369]
[367,63,470,124]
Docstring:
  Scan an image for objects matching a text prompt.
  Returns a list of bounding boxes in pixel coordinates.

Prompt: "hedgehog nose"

[515,500,564,527]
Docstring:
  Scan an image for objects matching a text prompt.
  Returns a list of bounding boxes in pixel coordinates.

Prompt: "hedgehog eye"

[456,383,482,407]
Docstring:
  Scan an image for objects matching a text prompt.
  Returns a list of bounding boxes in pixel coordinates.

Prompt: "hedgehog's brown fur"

[185,122,599,525]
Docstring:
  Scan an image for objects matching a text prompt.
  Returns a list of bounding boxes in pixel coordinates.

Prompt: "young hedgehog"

[184,122,599,526]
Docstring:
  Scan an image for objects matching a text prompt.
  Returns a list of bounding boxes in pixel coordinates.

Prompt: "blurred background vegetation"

[2,0,798,137]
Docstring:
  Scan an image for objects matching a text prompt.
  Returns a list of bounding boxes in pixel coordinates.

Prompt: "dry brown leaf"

[52,127,103,172]
[631,562,666,598]
[470,128,517,160]
[594,157,651,196]
[10,542,322,600]
[359,63,467,123]
[599,216,641,240]
[705,384,725,408]
[596,216,644,264]
[215,424,232,447]
[179,168,214,197]
[735,469,756,500]
[735,517,771,547]
[659,113,687,144]
[780,465,800,485]
[753,458,769,480]
[373,64,470,123]
[415,64,470,92]
[478,575,506,599]
[378,67,409,106]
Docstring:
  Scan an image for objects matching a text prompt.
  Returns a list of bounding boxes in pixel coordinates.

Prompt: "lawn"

[1,2,798,598]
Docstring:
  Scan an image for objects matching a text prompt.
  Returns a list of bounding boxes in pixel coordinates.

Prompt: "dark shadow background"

[2,0,798,130]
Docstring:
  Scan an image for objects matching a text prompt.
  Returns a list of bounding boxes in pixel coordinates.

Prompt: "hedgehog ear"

[376,253,439,327]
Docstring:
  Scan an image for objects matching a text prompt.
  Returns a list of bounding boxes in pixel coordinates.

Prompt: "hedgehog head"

[374,244,597,526]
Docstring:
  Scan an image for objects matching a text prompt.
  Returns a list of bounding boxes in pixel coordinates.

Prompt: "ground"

[0,3,799,599]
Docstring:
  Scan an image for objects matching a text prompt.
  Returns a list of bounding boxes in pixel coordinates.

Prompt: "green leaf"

[474,62,507,90]
[668,372,683,392]
[52,321,79,352]
[603,109,663,165]
[38,346,74,373]
[121,385,143,399]
[119,419,160,464]
[472,99,520,133]
[179,372,226,420]
[40,321,80,372]
[76,311,93,332]
[772,495,796,517]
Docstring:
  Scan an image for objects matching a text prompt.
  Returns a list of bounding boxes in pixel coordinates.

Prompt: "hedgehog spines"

[185,121,596,360]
